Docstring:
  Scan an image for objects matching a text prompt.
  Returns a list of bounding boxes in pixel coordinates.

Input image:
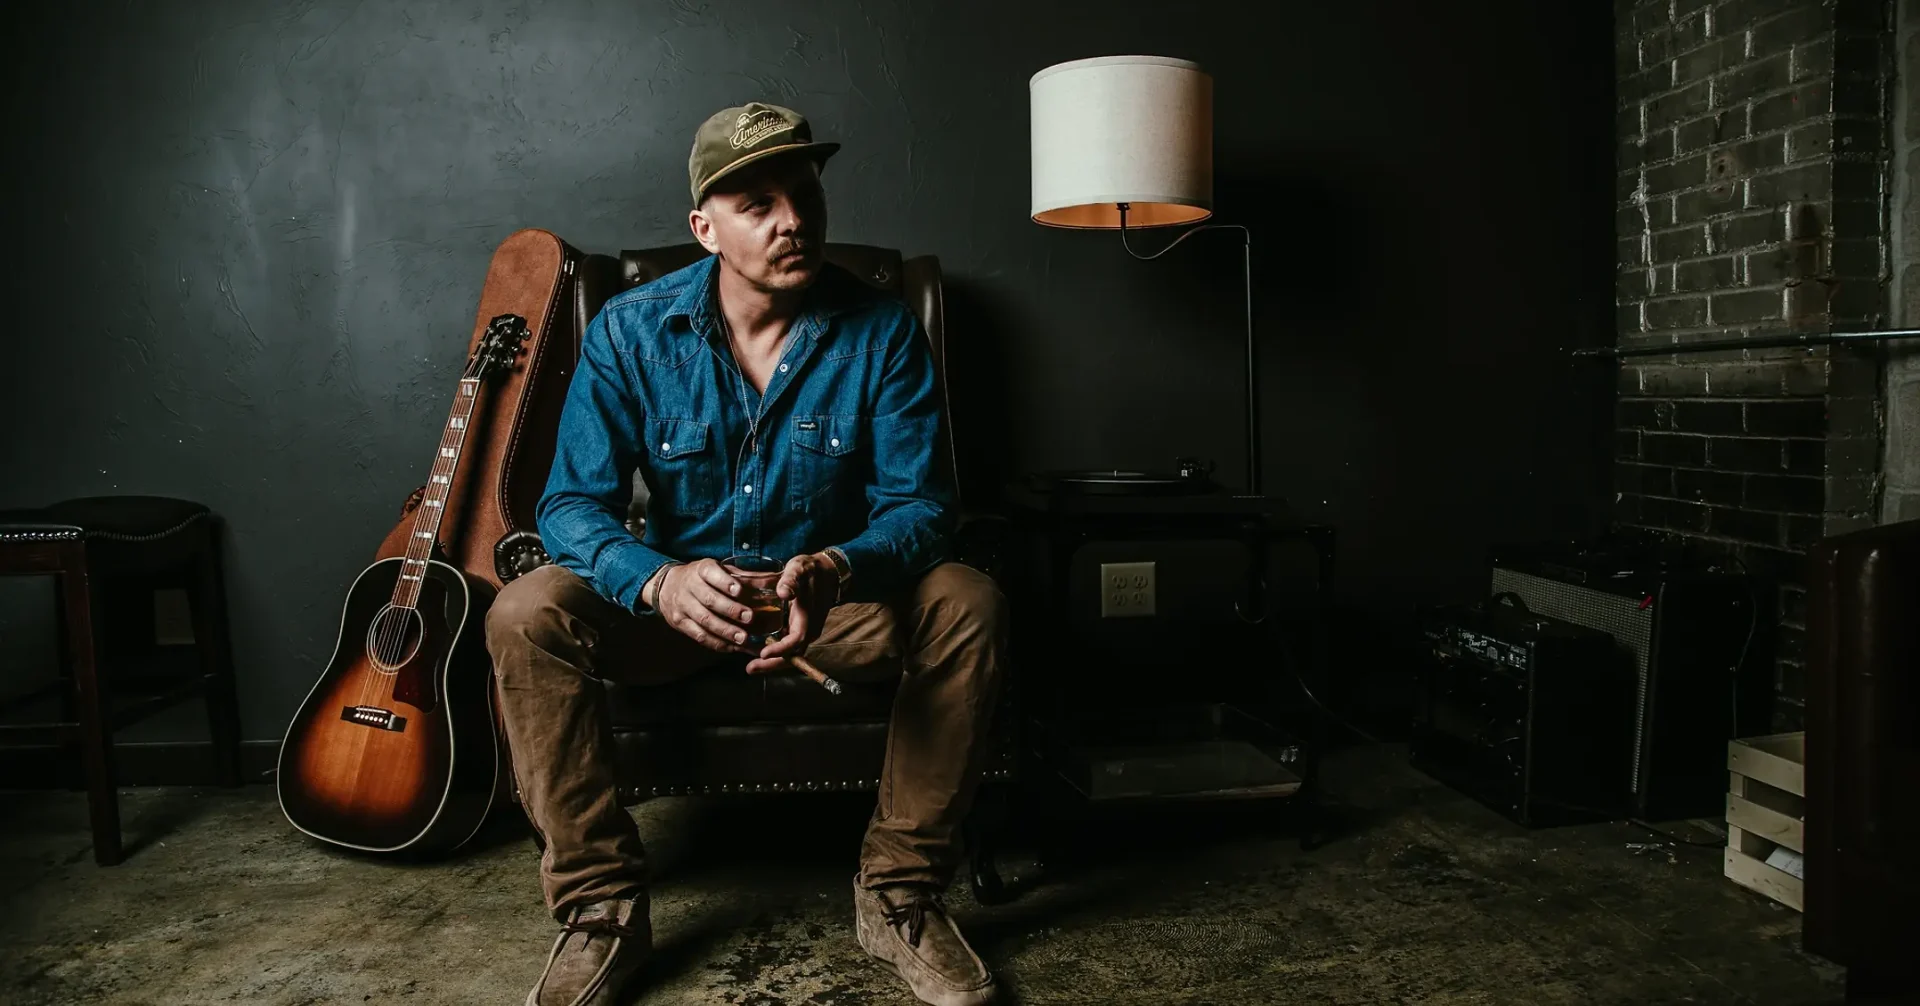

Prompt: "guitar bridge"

[341,705,408,732]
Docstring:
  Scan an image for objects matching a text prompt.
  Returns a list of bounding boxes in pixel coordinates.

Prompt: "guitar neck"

[391,378,482,609]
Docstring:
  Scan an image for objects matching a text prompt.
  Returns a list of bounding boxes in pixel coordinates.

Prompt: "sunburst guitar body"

[278,557,497,852]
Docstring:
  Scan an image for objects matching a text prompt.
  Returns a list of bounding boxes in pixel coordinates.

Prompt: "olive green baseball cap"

[688,102,840,205]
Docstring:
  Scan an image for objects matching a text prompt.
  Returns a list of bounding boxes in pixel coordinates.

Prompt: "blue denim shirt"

[536,254,955,614]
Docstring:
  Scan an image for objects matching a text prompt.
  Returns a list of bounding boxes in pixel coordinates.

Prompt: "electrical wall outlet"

[1099,561,1156,617]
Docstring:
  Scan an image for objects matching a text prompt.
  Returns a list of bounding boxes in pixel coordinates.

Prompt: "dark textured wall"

[1611,0,1893,729]
[0,0,1613,745]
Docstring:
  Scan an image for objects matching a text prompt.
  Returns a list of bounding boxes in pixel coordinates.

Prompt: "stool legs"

[191,533,243,787]
[62,558,121,866]
[52,585,78,725]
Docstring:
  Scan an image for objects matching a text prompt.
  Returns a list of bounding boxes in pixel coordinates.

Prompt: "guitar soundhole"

[365,605,424,672]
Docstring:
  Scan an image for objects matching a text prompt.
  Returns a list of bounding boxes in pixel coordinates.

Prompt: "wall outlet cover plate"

[1100,561,1156,617]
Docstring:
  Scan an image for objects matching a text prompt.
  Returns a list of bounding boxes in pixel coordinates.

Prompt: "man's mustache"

[771,238,817,262]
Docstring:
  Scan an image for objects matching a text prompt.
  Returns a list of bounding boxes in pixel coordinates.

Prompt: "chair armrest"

[953,510,1012,583]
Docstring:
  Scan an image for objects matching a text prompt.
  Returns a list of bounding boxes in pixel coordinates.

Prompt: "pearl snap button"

[779,363,789,372]
[743,484,752,494]
[830,438,840,447]
[661,442,670,451]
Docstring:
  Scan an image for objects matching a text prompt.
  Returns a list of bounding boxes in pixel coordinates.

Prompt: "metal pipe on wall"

[1572,329,1920,360]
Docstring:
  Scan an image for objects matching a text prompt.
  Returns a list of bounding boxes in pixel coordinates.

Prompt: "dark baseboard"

[0,739,280,788]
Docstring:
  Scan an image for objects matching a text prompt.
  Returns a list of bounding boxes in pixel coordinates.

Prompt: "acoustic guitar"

[277,315,529,854]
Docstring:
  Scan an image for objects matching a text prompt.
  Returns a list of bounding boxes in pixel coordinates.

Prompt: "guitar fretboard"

[391,378,481,610]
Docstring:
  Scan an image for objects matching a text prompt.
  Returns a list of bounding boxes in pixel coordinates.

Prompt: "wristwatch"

[822,546,852,603]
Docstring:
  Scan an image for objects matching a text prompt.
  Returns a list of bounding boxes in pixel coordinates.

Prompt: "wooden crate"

[1724,731,1806,911]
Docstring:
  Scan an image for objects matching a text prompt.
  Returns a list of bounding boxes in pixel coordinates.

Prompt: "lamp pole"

[1242,233,1259,498]
[1118,204,1260,497]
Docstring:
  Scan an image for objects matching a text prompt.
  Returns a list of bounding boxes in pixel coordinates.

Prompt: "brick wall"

[1885,0,1920,522]
[1614,0,1892,729]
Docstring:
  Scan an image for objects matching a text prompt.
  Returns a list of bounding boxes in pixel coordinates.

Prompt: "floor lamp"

[1029,55,1261,497]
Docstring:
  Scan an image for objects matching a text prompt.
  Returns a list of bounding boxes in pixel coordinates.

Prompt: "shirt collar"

[665,255,720,334]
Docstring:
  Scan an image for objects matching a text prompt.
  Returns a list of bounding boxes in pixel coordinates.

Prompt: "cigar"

[789,655,843,695]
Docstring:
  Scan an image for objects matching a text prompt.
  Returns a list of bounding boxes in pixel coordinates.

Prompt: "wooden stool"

[0,496,243,864]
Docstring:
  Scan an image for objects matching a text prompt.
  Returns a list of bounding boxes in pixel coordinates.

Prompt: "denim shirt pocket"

[643,417,719,516]
[788,414,862,512]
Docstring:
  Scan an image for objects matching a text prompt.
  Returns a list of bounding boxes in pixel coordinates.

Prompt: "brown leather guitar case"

[370,229,581,809]
[375,228,580,585]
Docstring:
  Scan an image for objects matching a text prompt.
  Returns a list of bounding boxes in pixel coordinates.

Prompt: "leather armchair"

[1804,517,1920,999]
[556,242,1017,892]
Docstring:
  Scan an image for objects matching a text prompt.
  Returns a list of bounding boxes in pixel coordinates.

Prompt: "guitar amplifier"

[1488,542,1769,821]
[1412,600,1637,827]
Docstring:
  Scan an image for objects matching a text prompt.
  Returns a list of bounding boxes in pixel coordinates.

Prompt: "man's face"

[691,155,828,293]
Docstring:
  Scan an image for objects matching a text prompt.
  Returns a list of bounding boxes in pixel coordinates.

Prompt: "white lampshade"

[1029,55,1213,229]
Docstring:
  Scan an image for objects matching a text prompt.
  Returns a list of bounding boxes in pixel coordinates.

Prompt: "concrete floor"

[1,744,1843,1005]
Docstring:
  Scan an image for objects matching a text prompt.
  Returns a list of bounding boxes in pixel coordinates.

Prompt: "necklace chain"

[711,303,794,516]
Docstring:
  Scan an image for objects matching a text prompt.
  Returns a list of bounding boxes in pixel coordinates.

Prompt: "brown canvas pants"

[485,561,1008,919]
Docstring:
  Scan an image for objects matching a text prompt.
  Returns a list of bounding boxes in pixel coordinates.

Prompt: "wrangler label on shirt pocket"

[789,414,860,511]
[644,417,718,516]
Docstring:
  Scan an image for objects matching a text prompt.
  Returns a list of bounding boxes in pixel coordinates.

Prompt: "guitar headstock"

[467,314,530,382]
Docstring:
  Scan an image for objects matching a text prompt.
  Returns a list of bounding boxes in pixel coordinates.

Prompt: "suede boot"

[525,894,649,1006]
[853,879,996,1006]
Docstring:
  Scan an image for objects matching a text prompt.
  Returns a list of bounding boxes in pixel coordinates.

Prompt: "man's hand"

[745,552,839,675]
[653,559,757,654]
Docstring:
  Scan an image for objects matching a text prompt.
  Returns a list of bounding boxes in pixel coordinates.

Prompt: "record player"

[1026,456,1220,496]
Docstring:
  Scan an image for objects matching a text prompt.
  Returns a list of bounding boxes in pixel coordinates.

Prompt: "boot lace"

[563,911,643,942]
[881,889,946,947]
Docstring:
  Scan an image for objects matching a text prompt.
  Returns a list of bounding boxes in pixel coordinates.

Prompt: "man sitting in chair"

[485,102,1008,1006]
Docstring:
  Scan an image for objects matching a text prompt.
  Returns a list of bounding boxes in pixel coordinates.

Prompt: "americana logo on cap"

[730,108,788,149]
